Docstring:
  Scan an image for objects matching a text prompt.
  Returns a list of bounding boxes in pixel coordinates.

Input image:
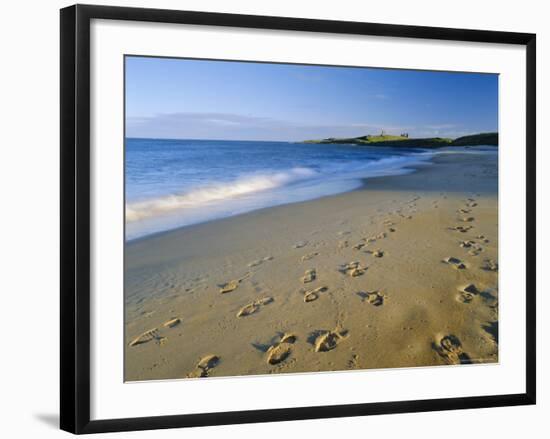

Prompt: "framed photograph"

[60,4,536,434]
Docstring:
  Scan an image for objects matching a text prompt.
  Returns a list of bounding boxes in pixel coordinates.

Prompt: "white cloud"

[126,112,482,141]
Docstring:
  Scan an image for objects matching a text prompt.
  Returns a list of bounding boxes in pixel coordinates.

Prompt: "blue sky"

[125,56,498,141]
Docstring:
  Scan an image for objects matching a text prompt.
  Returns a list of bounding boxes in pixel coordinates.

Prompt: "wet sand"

[124,151,498,381]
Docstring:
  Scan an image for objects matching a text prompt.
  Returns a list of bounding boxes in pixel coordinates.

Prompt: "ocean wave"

[428,146,498,156]
[125,151,435,238]
[332,154,433,177]
[126,167,317,222]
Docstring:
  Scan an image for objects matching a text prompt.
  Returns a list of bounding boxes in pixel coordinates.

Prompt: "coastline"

[125,152,498,381]
[124,142,440,241]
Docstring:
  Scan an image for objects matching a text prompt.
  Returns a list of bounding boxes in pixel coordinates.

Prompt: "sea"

[125,138,437,240]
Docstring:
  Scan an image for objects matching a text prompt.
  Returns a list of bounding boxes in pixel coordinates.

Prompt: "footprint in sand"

[477,234,490,243]
[450,225,473,233]
[460,239,483,256]
[266,333,297,365]
[456,292,474,303]
[458,208,471,214]
[293,241,308,249]
[388,227,396,233]
[353,242,366,250]
[340,261,366,277]
[480,289,498,309]
[456,284,479,304]
[163,317,181,328]
[220,280,240,294]
[468,246,483,256]
[366,249,384,258]
[482,321,499,345]
[338,240,349,249]
[219,273,251,294]
[482,259,498,272]
[301,269,317,283]
[314,329,349,352]
[460,217,475,222]
[347,354,360,369]
[237,297,274,317]
[301,252,319,262]
[433,334,471,365]
[442,256,467,270]
[303,286,328,303]
[357,290,385,306]
[129,328,165,347]
[248,256,273,268]
[130,316,183,346]
[186,354,220,378]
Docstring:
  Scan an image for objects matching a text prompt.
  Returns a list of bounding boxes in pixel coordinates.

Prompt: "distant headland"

[302,131,498,148]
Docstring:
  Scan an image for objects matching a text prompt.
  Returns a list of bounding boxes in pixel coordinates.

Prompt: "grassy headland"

[303,132,498,148]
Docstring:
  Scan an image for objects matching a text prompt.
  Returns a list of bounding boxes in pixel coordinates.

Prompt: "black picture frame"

[60,4,536,434]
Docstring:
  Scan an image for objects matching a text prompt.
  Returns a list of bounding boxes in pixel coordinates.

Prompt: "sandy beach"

[124,151,498,381]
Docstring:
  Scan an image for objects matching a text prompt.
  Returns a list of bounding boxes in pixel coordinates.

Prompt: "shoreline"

[126,149,496,245]
[125,151,498,381]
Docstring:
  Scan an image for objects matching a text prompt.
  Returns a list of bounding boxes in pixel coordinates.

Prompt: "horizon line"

[124,131,498,143]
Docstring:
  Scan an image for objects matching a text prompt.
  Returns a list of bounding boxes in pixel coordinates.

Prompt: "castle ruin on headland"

[363,130,409,140]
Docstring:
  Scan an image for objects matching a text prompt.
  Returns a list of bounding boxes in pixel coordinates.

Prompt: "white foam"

[126,167,317,222]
